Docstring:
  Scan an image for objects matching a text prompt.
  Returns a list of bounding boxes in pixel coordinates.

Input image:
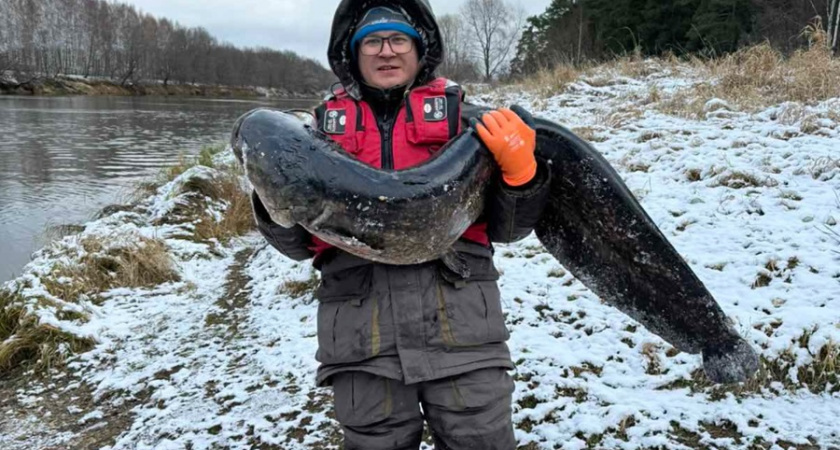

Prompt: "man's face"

[357,31,420,90]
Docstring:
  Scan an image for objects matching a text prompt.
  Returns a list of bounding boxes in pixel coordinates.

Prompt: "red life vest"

[311,78,489,258]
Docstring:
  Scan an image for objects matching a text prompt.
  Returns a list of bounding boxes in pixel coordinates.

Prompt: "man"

[251,1,550,448]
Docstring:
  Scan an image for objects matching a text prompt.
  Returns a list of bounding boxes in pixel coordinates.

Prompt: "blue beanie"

[350,7,422,54]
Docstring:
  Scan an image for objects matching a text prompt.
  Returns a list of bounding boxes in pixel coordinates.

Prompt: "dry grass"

[599,48,673,79]
[660,329,839,397]
[662,31,840,117]
[155,167,254,244]
[796,156,840,181]
[521,29,840,121]
[143,143,254,244]
[41,234,181,303]
[521,65,583,97]
[1,233,180,373]
[724,336,839,397]
[571,126,607,143]
[0,288,97,372]
[641,342,663,375]
[710,170,779,189]
[519,48,676,98]
[593,105,644,129]
[279,270,321,301]
[0,289,25,343]
[657,84,717,118]
[192,170,254,243]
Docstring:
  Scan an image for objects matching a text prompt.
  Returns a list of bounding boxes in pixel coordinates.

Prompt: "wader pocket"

[434,259,509,347]
[315,265,392,364]
[332,371,394,427]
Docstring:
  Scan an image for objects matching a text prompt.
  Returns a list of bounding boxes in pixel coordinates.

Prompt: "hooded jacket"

[252,0,552,385]
[328,0,444,100]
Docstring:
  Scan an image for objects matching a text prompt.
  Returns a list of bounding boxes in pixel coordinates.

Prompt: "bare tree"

[437,14,479,82]
[0,0,17,77]
[460,0,526,81]
[0,0,333,93]
[829,0,840,52]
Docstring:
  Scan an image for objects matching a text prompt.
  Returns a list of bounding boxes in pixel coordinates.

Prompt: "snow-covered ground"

[1,66,839,449]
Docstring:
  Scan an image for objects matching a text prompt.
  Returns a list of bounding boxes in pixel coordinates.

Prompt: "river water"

[0,96,316,283]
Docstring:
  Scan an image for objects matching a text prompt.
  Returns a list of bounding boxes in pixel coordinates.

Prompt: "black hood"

[328,0,443,100]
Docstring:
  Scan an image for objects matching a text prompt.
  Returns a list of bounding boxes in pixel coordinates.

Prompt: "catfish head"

[231,108,326,228]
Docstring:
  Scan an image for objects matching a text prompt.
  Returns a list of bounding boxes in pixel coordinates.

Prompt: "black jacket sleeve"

[251,191,314,261]
[485,160,551,243]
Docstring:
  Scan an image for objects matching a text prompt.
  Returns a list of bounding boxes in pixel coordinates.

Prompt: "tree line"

[435,0,840,83]
[509,0,840,77]
[0,0,333,94]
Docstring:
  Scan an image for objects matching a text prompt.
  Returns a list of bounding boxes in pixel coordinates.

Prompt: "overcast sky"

[122,0,552,67]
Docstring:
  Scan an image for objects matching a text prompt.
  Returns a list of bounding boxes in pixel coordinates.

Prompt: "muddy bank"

[0,75,323,99]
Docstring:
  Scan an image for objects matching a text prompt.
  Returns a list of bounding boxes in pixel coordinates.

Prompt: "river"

[0,95,317,283]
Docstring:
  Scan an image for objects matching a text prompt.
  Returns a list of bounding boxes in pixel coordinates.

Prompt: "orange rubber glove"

[473,107,537,186]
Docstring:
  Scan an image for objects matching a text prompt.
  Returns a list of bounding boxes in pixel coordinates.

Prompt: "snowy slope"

[1,67,839,449]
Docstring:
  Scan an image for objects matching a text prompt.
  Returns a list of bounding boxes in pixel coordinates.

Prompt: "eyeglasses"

[359,34,414,56]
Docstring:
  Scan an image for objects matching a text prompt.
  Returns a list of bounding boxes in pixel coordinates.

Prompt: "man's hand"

[472,106,537,187]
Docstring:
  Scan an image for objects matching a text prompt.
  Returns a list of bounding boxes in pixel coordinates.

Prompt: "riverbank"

[0,74,322,99]
[1,59,839,448]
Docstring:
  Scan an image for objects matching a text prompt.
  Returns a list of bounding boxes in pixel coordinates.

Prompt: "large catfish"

[231,108,759,384]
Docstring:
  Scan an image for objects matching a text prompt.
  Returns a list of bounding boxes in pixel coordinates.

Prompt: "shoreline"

[0,75,322,99]
[1,60,839,448]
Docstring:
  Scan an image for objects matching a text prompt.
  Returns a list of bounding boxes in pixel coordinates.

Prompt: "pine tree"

[685,0,755,55]
[510,0,589,75]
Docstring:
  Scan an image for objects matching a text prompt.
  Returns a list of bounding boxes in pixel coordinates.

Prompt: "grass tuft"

[148,147,254,244]
[641,342,663,375]
[197,143,226,168]
[279,270,321,300]
[0,288,96,372]
[521,65,582,97]
[0,289,25,343]
[802,156,839,181]
[41,234,180,303]
[711,170,778,189]
[192,170,255,244]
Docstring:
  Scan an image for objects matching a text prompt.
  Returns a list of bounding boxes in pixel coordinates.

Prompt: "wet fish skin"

[531,118,758,383]
[231,108,495,265]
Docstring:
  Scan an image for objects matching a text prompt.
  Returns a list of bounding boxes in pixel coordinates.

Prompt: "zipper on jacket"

[379,118,394,169]
[377,92,408,170]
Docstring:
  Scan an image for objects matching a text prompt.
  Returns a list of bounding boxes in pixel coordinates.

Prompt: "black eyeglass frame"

[358,34,415,56]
